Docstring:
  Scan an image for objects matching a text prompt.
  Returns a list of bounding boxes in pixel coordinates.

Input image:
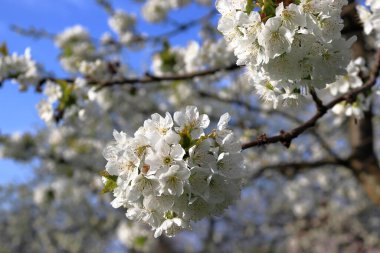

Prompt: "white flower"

[188,139,216,169]
[108,10,135,35]
[174,106,210,138]
[37,100,54,123]
[234,39,267,66]
[142,1,168,23]
[215,0,246,15]
[276,3,306,30]
[0,48,41,88]
[102,107,244,237]
[141,0,191,23]
[154,217,188,238]
[239,12,262,40]
[143,112,179,145]
[328,58,364,96]
[367,0,380,10]
[117,222,156,253]
[158,165,190,196]
[253,76,282,108]
[184,41,201,72]
[332,94,370,119]
[258,17,294,59]
[44,81,62,103]
[318,15,344,42]
[217,112,231,130]
[216,152,244,179]
[55,25,89,48]
[357,1,380,48]
[357,5,375,34]
[145,141,185,175]
[129,174,160,200]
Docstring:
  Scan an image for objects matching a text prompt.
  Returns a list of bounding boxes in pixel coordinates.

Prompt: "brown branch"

[96,0,115,15]
[10,25,55,39]
[242,50,380,150]
[33,64,240,92]
[93,64,240,90]
[131,9,218,44]
[310,89,325,112]
[251,158,349,180]
[199,90,343,160]
[198,90,302,123]
[12,9,217,46]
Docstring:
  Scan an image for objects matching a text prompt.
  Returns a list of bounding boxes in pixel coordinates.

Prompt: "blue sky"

[0,0,211,184]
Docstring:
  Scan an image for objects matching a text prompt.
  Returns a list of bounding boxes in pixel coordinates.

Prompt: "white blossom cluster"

[36,81,63,123]
[329,58,371,119]
[152,39,235,75]
[108,10,139,47]
[103,106,244,237]
[0,48,40,90]
[216,0,355,108]
[55,26,126,81]
[55,25,97,73]
[78,59,123,82]
[357,0,380,48]
[328,58,367,96]
[142,0,190,23]
[331,93,370,119]
[117,222,157,252]
[142,0,211,23]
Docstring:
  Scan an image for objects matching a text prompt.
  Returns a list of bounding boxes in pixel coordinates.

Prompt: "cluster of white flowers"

[36,81,63,123]
[328,58,371,119]
[78,59,125,82]
[55,25,126,82]
[142,0,211,23]
[108,10,138,46]
[328,58,367,96]
[103,106,244,237]
[357,0,380,48]
[152,39,235,75]
[332,93,370,119]
[55,25,96,73]
[117,222,157,252]
[0,48,40,89]
[216,0,354,108]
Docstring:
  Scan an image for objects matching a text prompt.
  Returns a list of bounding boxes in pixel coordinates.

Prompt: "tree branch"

[198,90,301,123]
[32,64,241,92]
[242,50,380,150]
[251,158,349,180]
[92,64,241,90]
[131,9,218,44]
[11,9,217,46]
[199,90,343,160]
[310,89,325,112]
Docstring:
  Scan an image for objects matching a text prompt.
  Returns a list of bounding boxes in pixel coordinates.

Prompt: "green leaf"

[0,42,8,57]
[101,178,117,194]
[56,80,77,110]
[47,189,55,202]
[159,41,177,73]
[62,46,73,58]
[246,0,255,13]
[134,236,148,248]
[99,170,118,194]
[179,131,192,151]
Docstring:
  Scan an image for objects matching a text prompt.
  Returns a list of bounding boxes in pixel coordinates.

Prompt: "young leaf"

[0,42,8,56]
